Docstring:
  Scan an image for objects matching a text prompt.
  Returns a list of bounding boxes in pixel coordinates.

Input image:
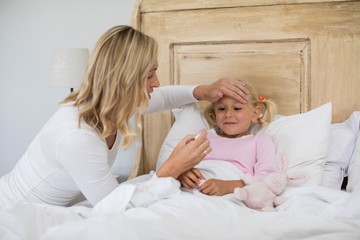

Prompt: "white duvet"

[1,161,359,240]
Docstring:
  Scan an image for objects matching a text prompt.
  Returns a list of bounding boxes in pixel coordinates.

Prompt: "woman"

[0,25,248,207]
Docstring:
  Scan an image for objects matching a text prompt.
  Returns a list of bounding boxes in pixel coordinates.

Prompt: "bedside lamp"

[49,48,89,93]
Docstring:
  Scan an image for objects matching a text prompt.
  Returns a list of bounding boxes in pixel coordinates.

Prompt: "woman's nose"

[152,74,160,88]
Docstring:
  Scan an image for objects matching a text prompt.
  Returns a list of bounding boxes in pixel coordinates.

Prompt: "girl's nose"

[225,109,233,117]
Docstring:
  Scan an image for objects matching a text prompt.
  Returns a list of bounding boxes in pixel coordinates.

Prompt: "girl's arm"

[254,134,278,177]
[178,168,204,189]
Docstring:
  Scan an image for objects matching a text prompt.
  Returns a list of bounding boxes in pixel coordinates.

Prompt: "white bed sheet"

[1,161,359,240]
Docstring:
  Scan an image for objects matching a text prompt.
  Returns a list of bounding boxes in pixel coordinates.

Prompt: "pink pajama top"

[203,129,277,178]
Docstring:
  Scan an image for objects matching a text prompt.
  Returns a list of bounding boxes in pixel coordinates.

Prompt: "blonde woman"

[179,82,278,196]
[0,26,249,207]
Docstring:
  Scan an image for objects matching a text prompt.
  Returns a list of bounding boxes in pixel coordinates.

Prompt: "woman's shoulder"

[42,104,99,138]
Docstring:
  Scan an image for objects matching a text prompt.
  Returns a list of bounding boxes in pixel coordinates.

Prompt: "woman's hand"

[193,77,249,103]
[178,168,204,189]
[156,130,211,179]
[199,179,245,196]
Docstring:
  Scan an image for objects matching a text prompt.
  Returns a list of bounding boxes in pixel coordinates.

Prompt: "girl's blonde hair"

[204,81,278,133]
[62,25,158,148]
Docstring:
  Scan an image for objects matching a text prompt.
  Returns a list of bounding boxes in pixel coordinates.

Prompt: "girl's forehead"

[215,96,245,106]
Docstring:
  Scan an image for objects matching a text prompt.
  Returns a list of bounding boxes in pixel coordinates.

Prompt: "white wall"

[0,0,137,178]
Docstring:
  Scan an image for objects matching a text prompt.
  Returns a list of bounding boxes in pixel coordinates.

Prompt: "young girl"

[178,82,278,196]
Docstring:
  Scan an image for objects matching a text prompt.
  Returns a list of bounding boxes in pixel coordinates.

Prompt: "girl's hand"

[199,179,245,196]
[193,78,249,104]
[156,130,211,179]
[178,168,204,189]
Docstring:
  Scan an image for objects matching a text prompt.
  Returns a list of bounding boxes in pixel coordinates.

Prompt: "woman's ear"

[252,106,261,123]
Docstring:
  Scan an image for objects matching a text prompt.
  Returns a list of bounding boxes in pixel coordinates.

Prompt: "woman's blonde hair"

[62,25,158,148]
[204,81,278,133]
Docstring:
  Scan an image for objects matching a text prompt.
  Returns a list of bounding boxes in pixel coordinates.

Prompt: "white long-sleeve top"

[0,85,197,207]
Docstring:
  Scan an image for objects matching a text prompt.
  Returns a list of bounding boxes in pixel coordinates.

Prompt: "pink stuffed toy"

[233,172,287,211]
[233,153,308,211]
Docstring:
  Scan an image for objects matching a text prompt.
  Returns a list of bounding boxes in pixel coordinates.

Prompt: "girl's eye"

[147,75,153,79]
[234,107,242,111]
[216,107,225,111]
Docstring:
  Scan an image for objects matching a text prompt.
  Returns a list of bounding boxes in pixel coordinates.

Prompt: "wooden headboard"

[129,0,360,177]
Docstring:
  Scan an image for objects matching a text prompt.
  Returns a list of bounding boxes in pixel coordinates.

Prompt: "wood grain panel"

[171,40,310,115]
[138,0,351,13]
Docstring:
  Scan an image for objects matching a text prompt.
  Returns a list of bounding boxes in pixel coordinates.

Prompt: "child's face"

[214,96,260,138]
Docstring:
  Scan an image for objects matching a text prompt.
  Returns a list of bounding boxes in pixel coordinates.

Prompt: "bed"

[1,0,360,239]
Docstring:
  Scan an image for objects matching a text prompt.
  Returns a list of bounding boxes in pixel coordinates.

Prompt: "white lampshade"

[49,48,89,90]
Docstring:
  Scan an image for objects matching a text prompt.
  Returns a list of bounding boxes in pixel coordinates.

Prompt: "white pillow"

[260,103,332,186]
[156,103,210,170]
[347,119,360,192]
[321,112,360,189]
[157,102,332,186]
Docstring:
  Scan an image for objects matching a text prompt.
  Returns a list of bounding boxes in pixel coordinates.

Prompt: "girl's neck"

[216,128,250,138]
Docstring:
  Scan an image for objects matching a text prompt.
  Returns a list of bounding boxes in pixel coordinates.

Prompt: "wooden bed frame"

[129,0,360,178]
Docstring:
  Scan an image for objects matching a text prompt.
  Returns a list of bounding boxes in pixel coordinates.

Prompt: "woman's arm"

[193,77,249,103]
[144,85,197,114]
[145,78,249,114]
[156,130,211,179]
[58,132,119,206]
